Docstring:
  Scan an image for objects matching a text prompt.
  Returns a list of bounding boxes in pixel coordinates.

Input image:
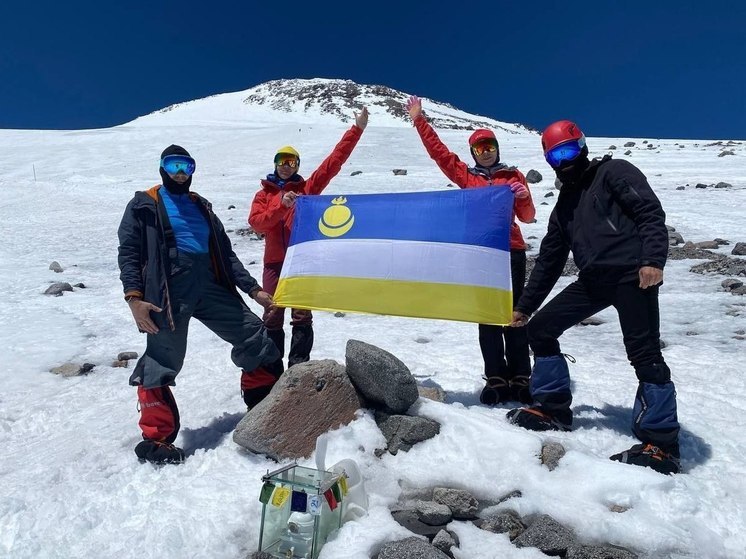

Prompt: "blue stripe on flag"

[288,187,513,251]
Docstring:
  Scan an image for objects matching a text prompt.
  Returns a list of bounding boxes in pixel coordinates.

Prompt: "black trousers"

[527,278,663,369]
[479,250,531,378]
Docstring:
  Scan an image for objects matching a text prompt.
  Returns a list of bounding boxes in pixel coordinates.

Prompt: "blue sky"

[0,1,743,139]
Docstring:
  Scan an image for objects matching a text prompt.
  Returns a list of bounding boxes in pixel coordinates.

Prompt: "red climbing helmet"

[542,120,587,168]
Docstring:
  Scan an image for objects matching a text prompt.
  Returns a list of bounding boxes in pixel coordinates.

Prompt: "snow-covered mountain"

[135,78,532,135]
[1,78,745,559]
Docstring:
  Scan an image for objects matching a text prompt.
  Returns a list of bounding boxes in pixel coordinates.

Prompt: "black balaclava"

[159,144,193,195]
[555,149,590,187]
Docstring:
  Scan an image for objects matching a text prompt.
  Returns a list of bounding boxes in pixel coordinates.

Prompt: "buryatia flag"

[273,187,514,324]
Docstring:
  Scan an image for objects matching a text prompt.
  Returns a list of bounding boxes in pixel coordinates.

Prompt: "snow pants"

[130,252,281,442]
[526,278,679,451]
[478,250,531,379]
[261,262,314,366]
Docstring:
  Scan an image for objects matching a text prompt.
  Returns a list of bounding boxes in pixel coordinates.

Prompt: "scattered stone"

[415,337,430,344]
[50,363,95,377]
[690,257,746,276]
[446,183,455,188]
[686,331,698,336]
[642,140,648,144]
[695,183,708,189]
[415,501,452,526]
[714,182,733,189]
[579,316,604,326]
[44,282,73,296]
[544,192,554,198]
[608,145,617,150]
[417,385,446,403]
[111,360,128,368]
[668,244,719,260]
[72,283,86,289]
[609,504,630,513]
[732,242,746,256]
[526,170,543,183]
[334,311,345,317]
[477,510,526,541]
[668,231,685,246]
[566,544,638,559]
[392,169,408,176]
[723,279,744,291]
[351,170,363,176]
[732,286,746,296]
[541,441,566,471]
[432,488,478,520]
[234,227,263,240]
[676,186,686,190]
[514,514,576,555]
[376,536,450,559]
[227,204,236,210]
[49,261,63,273]
[118,351,138,361]
[390,510,447,540]
[694,241,720,250]
[375,413,440,454]
[714,238,730,245]
[623,141,635,147]
[346,340,419,414]
[431,530,457,556]
[541,202,549,206]
[718,150,735,157]
[624,150,632,156]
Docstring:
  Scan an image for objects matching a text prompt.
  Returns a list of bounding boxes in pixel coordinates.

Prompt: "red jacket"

[414,115,535,250]
[249,125,363,264]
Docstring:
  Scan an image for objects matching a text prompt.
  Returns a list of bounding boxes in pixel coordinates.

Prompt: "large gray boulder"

[375,536,450,559]
[345,340,419,414]
[233,360,362,460]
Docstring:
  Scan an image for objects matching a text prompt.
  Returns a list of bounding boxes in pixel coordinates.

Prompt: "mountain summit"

[136,78,532,134]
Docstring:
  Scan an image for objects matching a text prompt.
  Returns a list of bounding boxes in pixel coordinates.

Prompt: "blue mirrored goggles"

[545,137,586,168]
[160,155,196,176]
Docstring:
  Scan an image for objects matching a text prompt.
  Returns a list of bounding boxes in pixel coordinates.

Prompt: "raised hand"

[354,107,369,130]
[509,181,530,200]
[405,95,422,121]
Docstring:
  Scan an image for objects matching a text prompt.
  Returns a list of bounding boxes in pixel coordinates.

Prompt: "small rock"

[49,261,63,273]
[73,283,86,289]
[118,351,138,361]
[526,170,543,184]
[624,141,635,147]
[417,385,446,403]
[579,316,604,326]
[714,182,732,189]
[541,441,566,471]
[694,241,720,250]
[695,183,708,189]
[718,150,735,157]
[334,312,345,317]
[416,501,453,526]
[675,186,686,191]
[624,150,632,156]
[608,145,617,150]
[431,530,457,555]
[44,282,73,296]
[415,337,430,344]
[714,238,730,246]
[731,243,746,256]
[544,191,554,198]
[50,363,95,377]
[111,360,128,368]
[351,170,363,176]
[609,504,630,513]
[228,204,236,210]
[392,169,408,176]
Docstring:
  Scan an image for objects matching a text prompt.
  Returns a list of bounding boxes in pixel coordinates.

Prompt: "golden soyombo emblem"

[318,196,354,237]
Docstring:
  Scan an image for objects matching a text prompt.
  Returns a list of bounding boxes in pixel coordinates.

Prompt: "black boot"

[288,324,313,367]
[610,443,681,475]
[479,376,510,405]
[135,439,185,464]
[509,375,533,404]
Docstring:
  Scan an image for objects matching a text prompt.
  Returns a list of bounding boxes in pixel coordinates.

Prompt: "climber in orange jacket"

[249,107,369,367]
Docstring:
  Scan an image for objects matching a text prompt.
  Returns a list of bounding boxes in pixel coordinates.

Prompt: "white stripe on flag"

[281,239,512,290]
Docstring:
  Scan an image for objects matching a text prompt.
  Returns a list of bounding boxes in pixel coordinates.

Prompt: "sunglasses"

[160,155,196,176]
[471,141,498,157]
[545,137,586,168]
[274,154,299,168]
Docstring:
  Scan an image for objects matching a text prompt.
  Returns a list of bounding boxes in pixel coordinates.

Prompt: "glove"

[509,181,529,200]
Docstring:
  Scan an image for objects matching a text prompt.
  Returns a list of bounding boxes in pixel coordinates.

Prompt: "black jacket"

[117,185,259,330]
[517,156,668,315]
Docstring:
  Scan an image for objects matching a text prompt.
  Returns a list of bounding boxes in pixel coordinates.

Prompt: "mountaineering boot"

[610,443,681,475]
[135,439,185,465]
[509,375,533,404]
[506,407,571,432]
[479,376,510,405]
[288,324,313,367]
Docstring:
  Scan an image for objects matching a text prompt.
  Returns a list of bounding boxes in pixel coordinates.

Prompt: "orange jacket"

[414,115,535,250]
[249,125,363,264]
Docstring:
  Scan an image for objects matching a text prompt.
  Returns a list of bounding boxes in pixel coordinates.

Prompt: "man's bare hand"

[639,266,663,289]
[405,95,422,121]
[354,106,369,130]
[281,191,298,208]
[510,311,530,327]
[129,299,162,334]
[253,290,275,310]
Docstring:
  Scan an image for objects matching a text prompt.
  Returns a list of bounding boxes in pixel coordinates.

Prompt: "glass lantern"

[257,463,343,559]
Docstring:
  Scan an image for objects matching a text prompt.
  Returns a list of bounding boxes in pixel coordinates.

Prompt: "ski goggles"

[471,140,498,157]
[544,137,586,168]
[274,154,299,168]
[160,155,196,176]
